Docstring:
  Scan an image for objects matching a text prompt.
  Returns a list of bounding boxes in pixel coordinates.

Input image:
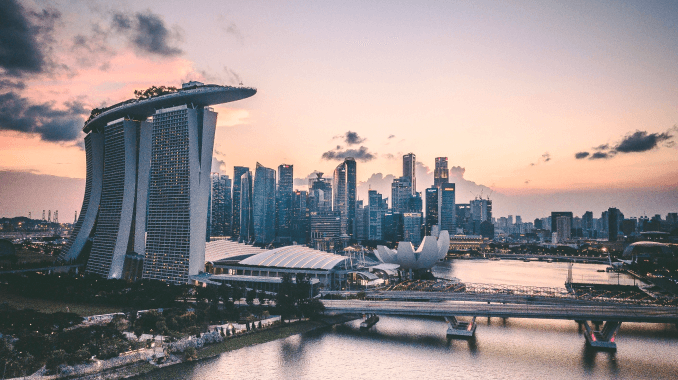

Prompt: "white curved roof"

[239,245,349,270]
[205,240,267,263]
[374,230,450,270]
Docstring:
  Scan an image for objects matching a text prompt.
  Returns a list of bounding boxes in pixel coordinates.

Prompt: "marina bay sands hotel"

[61,82,256,284]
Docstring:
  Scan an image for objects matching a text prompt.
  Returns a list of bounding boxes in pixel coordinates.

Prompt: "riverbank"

[67,315,360,380]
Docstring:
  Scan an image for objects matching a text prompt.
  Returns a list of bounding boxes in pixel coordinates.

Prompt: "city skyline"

[1,0,677,220]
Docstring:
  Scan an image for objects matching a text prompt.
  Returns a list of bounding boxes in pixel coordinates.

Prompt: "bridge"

[321,289,678,350]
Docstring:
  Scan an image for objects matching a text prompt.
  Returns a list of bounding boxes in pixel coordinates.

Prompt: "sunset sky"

[1,0,677,220]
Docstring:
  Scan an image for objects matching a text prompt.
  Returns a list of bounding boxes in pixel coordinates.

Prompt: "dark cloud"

[0,79,26,90]
[577,127,676,162]
[382,153,396,160]
[525,180,530,184]
[388,134,395,139]
[449,166,465,178]
[334,131,366,145]
[321,146,375,162]
[590,152,611,159]
[0,91,87,143]
[0,0,60,76]
[542,152,551,162]
[614,130,672,153]
[112,11,182,57]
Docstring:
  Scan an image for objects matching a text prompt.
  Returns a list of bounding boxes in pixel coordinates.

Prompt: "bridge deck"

[322,300,678,323]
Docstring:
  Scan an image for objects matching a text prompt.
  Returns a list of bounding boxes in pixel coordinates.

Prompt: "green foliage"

[1,272,184,310]
[133,85,178,100]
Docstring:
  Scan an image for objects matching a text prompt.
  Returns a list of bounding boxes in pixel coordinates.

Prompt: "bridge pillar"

[445,316,477,338]
[581,320,621,350]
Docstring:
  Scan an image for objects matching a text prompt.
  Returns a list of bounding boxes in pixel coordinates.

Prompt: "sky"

[1,0,677,220]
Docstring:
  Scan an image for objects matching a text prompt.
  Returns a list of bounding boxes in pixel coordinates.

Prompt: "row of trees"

[0,307,138,377]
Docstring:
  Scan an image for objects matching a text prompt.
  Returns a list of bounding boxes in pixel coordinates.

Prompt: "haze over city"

[1,0,677,220]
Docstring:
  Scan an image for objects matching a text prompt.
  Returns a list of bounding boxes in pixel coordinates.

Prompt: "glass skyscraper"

[253,163,276,244]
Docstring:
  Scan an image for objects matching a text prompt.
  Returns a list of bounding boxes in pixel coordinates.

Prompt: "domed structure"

[622,241,674,264]
[373,231,450,270]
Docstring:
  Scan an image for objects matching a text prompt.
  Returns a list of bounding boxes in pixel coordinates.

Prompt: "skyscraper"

[333,158,356,238]
[253,163,276,245]
[291,190,310,244]
[438,182,456,233]
[232,166,250,238]
[210,173,232,237]
[239,170,253,242]
[62,82,256,284]
[425,187,439,235]
[434,157,449,188]
[550,212,573,235]
[368,190,383,240]
[309,172,333,212]
[276,164,293,242]
[608,207,622,242]
[391,176,412,213]
[403,153,416,195]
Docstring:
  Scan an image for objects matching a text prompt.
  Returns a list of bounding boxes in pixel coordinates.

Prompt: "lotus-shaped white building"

[373,231,450,270]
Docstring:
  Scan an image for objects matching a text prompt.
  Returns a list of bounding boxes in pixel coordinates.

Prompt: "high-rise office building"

[62,82,256,284]
[210,173,232,237]
[333,158,356,238]
[291,190,310,244]
[239,170,253,243]
[407,192,423,214]
[253,163,276,245]
[438,183,456,233]
[309,172,333,212]
[402,153,416,195]
[368,190,384,240]
[550,212,573,235]
[232,166,250,238]
[608,207,622,242]
[425,187,439,235]
[391,176,412,213]
[276,164,293,242]
[403,212,423,245]
[434,157,449,188]
[556,216,571,242]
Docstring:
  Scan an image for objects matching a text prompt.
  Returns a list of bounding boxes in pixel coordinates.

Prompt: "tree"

[276,274,297,323]
[246,289,256,306]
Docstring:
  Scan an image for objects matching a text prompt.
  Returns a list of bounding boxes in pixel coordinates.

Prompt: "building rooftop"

[239,245,350,270]
[205,239,267,264]
[83,83,256,133]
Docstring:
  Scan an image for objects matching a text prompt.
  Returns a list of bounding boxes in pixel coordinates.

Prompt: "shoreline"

[70,315,359,380]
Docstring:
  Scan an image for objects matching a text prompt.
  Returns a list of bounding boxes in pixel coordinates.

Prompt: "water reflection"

[132,261,678,380]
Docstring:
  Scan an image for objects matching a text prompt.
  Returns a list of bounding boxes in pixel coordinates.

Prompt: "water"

[135,260,678,379]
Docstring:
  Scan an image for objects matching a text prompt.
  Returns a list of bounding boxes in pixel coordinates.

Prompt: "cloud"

[0,91,87,143]
[449,166,466,178]
[0,79,25,90]
[388,134,395,139]
[211,157,226,173]
[542,152,551,162]
[224,66,242,85]
[334,131,366,145]
[321,146,375,162]
[111,11,182,57]
[530,152,552,166]
[590,151,611,159]
[614,130,673,153]
[0,0,60,76]
[382,153,396,160]
[576,127,677,161]
[525,180,530,184]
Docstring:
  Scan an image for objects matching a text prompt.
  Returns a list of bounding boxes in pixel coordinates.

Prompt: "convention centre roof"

[239,245,350,271]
